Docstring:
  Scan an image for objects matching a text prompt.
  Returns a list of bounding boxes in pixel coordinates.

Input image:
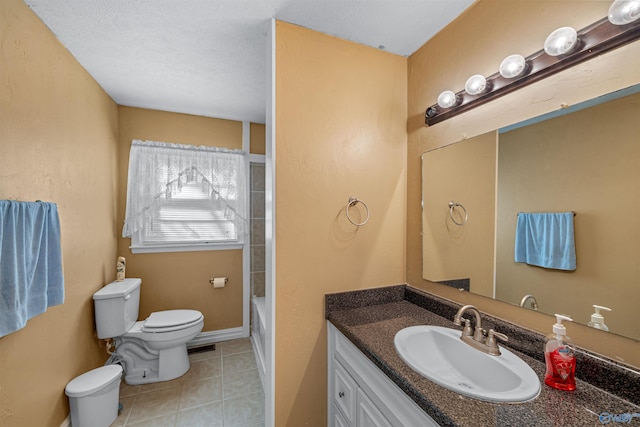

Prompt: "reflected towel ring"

[449,201,468,226]
[346,196,370,226]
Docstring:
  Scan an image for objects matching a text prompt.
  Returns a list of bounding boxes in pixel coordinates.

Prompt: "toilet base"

[116,339,191,385]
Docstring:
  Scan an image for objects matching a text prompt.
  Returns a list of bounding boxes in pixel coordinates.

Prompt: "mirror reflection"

[422,86,640,341]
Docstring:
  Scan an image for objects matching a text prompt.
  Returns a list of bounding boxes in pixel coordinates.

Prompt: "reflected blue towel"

[0,201,64,337]
[515,212,576,271]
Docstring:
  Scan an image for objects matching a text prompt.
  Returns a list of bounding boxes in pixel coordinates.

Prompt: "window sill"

[130,242,244,254]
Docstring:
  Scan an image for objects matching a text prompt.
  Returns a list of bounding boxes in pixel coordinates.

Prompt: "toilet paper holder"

[209,277,228,286]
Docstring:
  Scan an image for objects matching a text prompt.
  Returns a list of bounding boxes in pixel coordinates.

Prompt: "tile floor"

[113,338,264,427]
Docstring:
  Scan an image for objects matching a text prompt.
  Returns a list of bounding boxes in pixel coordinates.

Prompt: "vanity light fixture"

[465,74,488,95]
[543,27,579,56]
[608,0,640,25]
[499,54,527,79]
[425,1,640,126]
[437,90,459,108]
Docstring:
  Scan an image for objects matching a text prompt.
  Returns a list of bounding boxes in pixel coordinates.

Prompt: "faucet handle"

[487,329,508,356]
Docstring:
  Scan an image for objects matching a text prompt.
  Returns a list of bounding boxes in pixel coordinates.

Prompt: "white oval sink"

[394,325,541,403]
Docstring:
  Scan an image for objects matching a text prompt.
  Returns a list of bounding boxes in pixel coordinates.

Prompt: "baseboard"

[187,327,247,348]
[59,415,71,427]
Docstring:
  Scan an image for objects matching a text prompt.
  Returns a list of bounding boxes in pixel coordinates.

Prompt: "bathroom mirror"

[422,86,640,341]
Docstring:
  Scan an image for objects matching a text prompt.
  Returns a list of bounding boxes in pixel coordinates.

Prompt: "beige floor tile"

[223,369,262,400]
[112,395,135,427]
[125,413,177,427]
[175,401,224,427]
[136,376,185,394]
[127,386,181,423]
[119,381,141,398]
[112,340,265,425]
[223,351,257,375]
[182,357,222,382]
[220,338,253,355]
[223,391,264,427]
[178,377,223,410]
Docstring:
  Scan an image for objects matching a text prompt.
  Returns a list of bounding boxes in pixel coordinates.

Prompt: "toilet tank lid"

[93,278,141,300]
[65,365,122,397]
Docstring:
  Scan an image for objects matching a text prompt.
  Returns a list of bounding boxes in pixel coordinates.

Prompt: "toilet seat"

[141,309,203,333]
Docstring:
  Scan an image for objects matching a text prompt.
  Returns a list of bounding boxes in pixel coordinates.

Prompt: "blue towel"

[0,201,64,337]
[515,212,576,271]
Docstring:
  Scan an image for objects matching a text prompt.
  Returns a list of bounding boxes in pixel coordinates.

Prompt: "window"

[122,140,247,253]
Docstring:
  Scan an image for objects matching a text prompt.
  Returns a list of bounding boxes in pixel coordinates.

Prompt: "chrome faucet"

[453,305,508,356]
[520,294,539,310]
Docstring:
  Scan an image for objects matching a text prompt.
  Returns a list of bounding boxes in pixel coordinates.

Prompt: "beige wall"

[0,1,119,426]
[422,131,495,297]
[116,107,244,331]
[496,93,640,339]
[408,0,640,367]
[250,122,266,155]
[275,21,407,426]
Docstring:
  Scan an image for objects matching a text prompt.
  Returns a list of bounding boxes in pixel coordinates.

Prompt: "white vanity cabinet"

[356,388,393,427]
[328,322,439,427]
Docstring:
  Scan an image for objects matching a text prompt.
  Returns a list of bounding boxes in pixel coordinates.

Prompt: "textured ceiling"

[24,0,474,123]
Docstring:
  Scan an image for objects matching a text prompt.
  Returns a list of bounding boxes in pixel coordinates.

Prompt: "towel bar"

[517,212,576,216]
[346,196,370,226]
[448,201,468,226]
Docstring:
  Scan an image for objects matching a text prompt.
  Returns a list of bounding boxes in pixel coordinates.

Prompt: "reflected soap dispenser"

[587,305,611,331]
[544,314,576,391]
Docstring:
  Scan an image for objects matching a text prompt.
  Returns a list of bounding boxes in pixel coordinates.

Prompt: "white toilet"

[93,278,204,385]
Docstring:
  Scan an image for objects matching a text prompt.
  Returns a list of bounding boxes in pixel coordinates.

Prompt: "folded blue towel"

[0,201,65,337]
[515,212,576,271]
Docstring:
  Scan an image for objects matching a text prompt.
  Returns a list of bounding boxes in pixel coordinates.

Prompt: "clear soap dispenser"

[544,314,576,391]
[587,305,611,331]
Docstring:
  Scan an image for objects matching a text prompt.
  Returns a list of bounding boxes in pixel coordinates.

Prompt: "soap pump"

[544,314,576,391]
[587,305,611,331]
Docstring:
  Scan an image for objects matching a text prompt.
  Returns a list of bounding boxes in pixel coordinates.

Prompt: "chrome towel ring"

[449,201,468,226]
[346,196,370,226]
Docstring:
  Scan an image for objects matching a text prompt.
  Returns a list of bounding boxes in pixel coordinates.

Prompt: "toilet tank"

[93,278,141,339]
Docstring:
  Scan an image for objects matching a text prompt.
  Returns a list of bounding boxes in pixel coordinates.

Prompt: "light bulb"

[464,75,487,95]
[437,90,458,108]
[544,27,578,56]
[608,0,640,25]
[499,54,527,78]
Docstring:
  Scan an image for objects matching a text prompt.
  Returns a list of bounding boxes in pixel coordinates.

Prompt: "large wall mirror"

[422,85,640,341]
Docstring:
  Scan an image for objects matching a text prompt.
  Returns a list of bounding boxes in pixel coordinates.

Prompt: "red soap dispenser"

[544,314,576,391]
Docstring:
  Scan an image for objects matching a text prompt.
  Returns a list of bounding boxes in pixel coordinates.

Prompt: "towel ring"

[448,201,468,226]
[346,196,370,226]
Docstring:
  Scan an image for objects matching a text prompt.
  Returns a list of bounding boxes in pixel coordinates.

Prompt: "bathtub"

[251,296,266,384]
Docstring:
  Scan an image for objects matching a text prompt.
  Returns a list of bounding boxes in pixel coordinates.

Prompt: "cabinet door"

[332,404,351,427]
[356,388,393,427]
[333,362,358,424]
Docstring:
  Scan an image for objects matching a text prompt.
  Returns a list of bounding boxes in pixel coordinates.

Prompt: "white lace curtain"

[122,140,246,245]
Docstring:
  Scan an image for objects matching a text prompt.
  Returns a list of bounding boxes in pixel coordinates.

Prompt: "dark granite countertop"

[326,285,640,427]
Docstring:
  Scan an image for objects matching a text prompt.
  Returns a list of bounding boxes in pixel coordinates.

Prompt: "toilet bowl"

[93,278,204,385]
[116,310,204,384]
